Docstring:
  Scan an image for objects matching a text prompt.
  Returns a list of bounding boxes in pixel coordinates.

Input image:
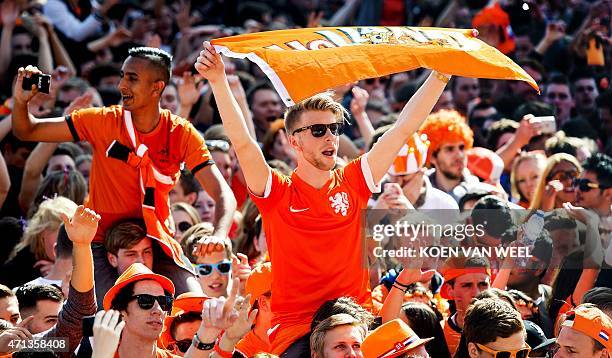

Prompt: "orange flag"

[211,26,539,106]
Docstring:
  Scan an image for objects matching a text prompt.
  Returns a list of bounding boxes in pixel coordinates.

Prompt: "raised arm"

[366,71,449,183]
[11,66,74,142]
[195,42,270,196]
[19,142,59,213]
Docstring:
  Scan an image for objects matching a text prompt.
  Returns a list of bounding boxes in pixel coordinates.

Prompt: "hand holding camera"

[13,66,51,106]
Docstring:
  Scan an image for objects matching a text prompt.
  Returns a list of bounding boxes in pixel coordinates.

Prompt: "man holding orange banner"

[195,40,450,354]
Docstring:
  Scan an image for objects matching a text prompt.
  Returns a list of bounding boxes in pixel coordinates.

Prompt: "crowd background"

[0,0,611,356]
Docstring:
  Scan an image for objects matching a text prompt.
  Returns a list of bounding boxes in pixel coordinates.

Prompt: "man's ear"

[107,252,118,268]
[153,80,165,96]
[186,192,198,206]
[288,134,301,152]
[467,342,479,358]
[259,295,271,312]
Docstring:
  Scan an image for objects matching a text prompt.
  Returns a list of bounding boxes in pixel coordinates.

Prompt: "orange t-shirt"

[443,314,462,356]
[66,106,212,242]
[249,156,379,346]
[236,330,270,357]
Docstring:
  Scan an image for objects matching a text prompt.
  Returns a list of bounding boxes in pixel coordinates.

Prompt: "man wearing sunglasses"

[574,153,612,220]
[103,262,177,358]
[464,298,530,358]
[574,153,612,288]
[196,41,450,355]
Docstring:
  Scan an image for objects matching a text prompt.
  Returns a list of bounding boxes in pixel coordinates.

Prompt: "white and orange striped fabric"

[211,26,540,106]
[389,133,430,175]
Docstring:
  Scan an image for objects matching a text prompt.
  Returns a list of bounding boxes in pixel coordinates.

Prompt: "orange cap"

[562,305,612,352]
[102,263,175,311]
[361,319,434,358]
[466,147,504,184]
[159,292,209,348]
[388,134,430,176]
[245,262,272,306]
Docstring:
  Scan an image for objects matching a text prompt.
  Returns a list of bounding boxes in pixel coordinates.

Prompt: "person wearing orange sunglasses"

[464,298,531,358]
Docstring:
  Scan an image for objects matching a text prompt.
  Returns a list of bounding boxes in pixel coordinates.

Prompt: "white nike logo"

[289,206,309,213]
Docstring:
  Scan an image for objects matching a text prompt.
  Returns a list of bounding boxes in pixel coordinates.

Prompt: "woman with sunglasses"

[530,153,582,211]
[193,234,233,298]
[170,202,201,244]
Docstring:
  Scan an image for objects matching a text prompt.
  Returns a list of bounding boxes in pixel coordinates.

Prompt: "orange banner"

[211,27,539,106]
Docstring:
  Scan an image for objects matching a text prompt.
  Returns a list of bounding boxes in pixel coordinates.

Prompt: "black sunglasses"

[177,221,192,232]
[170,339,192,353]
[365,77,388,85]
[572,178,608,192]
[292,123,344,137]
[130,294,174,312]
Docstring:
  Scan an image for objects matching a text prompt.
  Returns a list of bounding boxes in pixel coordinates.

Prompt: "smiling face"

[196,250,230,298]
[289,111,341,171]
[118,57,165,111]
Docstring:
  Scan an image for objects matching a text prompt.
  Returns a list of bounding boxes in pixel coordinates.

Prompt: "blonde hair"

[310,314,367,358]
[8,197,77,262]
[510,152,547,202]
[529,153,582,211]
[171,202,201,226]
[284,92,348,135]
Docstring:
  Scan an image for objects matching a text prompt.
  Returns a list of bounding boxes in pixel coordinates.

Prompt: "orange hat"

[472,3,515,54]
[103,263,175,311]
[418,110,473,165]
[361,319,434,358]
[245,262,272,306]
[159,292,209,348]
[466,147,504,184]
[388,134,430,176]
[562,305,612,352]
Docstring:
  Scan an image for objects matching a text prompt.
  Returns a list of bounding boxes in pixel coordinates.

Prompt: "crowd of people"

[0,0,611,356]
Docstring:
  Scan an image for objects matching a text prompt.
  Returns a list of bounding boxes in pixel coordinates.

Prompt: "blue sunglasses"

[196,260,232,276]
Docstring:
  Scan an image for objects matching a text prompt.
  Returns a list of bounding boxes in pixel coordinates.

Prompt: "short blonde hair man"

[310,313,368,358]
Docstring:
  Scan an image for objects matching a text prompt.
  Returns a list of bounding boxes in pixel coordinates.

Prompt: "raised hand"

[92,310,125,358]
[193,235,227,257]
[60,206,101,246]
[350,86,369,117]
[194,41,226,83]
[542,180,563,210]
[63,91,93,116]
[178,71,203,107]
[0,317,33,354]
[13,66,43,105]
[201,278,241,331]
[223,294,257,342]
[563,202,600,225]
[0,0,19,28]
[232,253,251,294]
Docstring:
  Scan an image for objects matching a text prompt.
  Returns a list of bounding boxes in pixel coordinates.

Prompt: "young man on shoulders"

[11,47,236,298]
[195,41,450,354]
